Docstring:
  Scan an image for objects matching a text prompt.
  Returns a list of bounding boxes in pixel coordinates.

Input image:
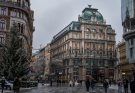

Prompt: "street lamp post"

[90,49,93,77]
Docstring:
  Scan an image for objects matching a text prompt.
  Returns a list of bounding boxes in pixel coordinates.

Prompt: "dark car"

[0,80,13,90]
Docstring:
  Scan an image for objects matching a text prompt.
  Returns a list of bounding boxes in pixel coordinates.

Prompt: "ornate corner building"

[122,0,135,67]
[0,0,34,62]
[50,6,116,81]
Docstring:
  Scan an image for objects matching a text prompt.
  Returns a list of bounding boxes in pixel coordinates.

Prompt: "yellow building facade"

[117,41,135,80]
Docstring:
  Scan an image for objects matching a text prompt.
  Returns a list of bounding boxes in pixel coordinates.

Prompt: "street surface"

[2,83,131,93]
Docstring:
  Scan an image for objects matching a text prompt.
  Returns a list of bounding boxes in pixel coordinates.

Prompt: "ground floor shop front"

[57,58,116,82]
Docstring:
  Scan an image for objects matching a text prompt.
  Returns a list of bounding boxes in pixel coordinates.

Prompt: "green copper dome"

[81,5,104,23]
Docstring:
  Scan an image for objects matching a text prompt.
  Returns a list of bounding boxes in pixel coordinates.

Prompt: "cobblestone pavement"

[2,84,127,93]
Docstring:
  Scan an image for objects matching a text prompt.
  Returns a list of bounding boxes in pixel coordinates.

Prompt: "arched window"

[0,20,6,30]
[86,28,90,31]
[21,24,24,34]
[18,23,21,31]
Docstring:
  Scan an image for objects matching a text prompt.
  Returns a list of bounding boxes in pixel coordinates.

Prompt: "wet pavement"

[2,84,126,93]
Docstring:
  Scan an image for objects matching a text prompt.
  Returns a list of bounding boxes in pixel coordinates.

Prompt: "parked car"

[5,80,13,90]
[0,80,13,90]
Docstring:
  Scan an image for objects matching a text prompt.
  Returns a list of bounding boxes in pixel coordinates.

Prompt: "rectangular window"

[130,48,133,58]
[0,20,6,30]
[109,61,114,67]
[0,36,5,44]
[0,7,7,15]
[131,38,134,45]
[99,29,103,33]
[67,68,69,74]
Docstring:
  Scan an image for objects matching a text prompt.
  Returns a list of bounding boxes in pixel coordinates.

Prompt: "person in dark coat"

[50,79,52,86]
[91,79,95,92]
[109,79,112,86]
[85,76,90,93]
[123,78,129,93]
[1,77,5,93]
[118,79,122,93]
[80,80,82,86]
[130,72,135,93]
[103,80,109,93]
[72,80,75,87]
[13,77,21,93]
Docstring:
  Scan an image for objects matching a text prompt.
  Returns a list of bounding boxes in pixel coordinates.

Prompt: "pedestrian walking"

[118,79,122,93]
[123,78,129,93]
[1,76,5,93]
[130,72,135,93]
[80,80,82,86]
[109,79,112,86]
[72,80,75,87]
[85,76,90,93]
[75,80,78,87]
[50,79,52,86]
[103,80,109,93]
[69,80,73,87]
[90,79,95,92]
[13,77,21,93]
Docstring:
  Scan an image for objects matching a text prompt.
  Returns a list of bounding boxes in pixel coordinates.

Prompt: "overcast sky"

[31,0,122,50]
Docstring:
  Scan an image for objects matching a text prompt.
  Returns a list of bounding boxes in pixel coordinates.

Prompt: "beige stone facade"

[44,43,51,80]
[30,43,51,80]
[0,0,34,62]
[116,41,135,80]
[50,6,116,82]
[30,48,45,80]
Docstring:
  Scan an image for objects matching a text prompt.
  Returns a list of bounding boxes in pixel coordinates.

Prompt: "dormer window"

[92,29,96,32]
[86,28,90,31]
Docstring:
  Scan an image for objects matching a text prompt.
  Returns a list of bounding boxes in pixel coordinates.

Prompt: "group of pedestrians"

[84,72,135,93]
[69,80,79,87]
[102,75,135,93]
[130,72,135,93]
[117,76,135,93]
[1,76,21,93]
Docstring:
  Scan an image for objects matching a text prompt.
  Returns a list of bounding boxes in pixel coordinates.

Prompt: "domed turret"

[80,5,104,23]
